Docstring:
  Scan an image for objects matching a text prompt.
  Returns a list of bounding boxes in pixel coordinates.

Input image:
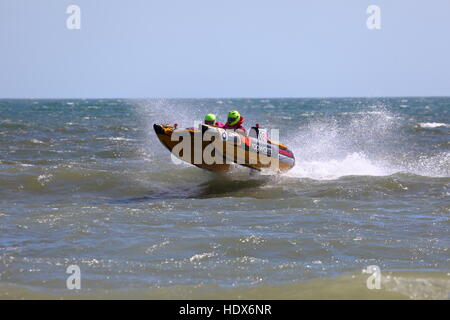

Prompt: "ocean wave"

[1,272,448,299]
[1,98,449,300]
[285,108,449,179]
[288,152,392,180]
[95,137,138,142]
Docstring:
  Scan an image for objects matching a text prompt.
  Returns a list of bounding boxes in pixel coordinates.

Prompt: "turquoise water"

[0,98,449,299]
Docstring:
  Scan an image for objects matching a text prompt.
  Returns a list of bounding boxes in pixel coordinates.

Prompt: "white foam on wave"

[284,108,399,180]
[30,139,45,144]
[285,107,449,180]
[382,274,450,300]
[288,152,392,180]
[417,122,449,129]
[96,137,137,142]
[400,151,450,177]
[37,174,53,186]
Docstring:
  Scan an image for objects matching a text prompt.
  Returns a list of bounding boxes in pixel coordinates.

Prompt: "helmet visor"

[227,116,239,125]
[205,120,215,125]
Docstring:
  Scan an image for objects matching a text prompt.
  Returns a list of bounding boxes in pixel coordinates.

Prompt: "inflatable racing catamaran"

[153,123,295,174]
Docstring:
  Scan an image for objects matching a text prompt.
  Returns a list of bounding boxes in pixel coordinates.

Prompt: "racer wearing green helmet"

[204,113,224,127]
[223,110,246,133]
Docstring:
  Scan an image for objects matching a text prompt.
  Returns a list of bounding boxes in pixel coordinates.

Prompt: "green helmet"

[227,110,241,126]
[204,113,216,125]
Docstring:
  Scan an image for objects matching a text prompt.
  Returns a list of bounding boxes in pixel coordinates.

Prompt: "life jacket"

[223,116,246,133]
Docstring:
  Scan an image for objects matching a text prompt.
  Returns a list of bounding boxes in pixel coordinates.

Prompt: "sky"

[0,0,449,98]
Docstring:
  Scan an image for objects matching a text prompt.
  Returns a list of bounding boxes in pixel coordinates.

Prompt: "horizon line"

[1,95,450,100]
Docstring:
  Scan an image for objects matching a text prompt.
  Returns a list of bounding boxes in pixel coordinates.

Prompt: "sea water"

[0,97,449,299]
